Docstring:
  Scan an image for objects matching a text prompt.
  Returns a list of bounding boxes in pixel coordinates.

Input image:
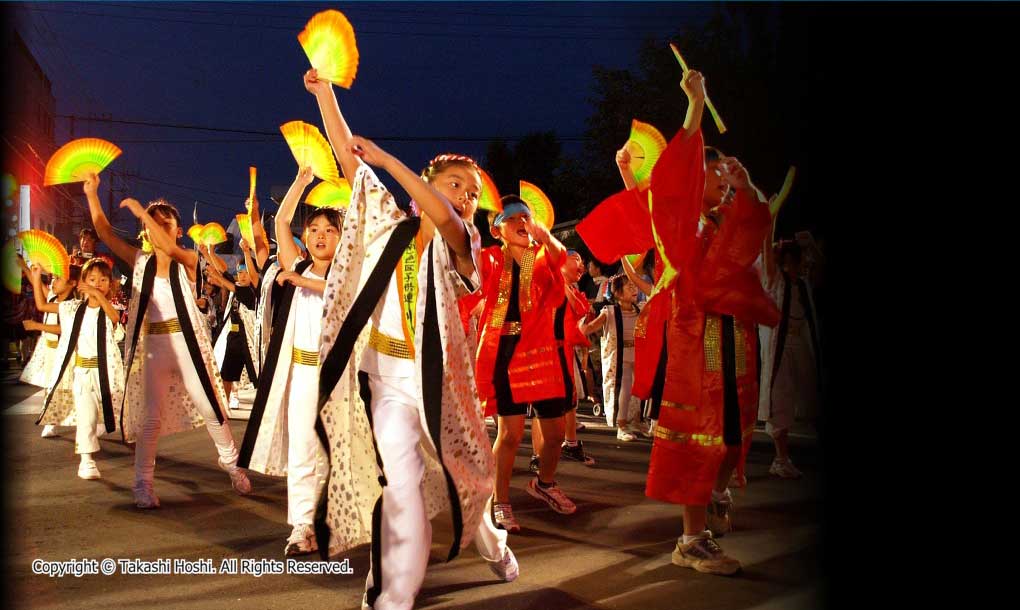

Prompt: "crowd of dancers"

[13,65,821,610]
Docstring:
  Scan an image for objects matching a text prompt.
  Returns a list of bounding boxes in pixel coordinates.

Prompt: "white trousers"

[134,333,239,486]
[286,362,322,526]
[474,495,508,562]
[605,361,640,426]
[73,368,101,455]
[364,373,430,610]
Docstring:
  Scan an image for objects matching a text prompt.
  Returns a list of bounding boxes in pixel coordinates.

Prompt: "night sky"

[11,1,760,234]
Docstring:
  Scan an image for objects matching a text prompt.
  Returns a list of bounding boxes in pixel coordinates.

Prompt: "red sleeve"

[576,188,654,264]
[649,129,705,269]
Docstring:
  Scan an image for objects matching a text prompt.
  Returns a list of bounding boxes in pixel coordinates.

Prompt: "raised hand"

[275,270,304,288]
[616,146,632,170]
[83,172,100,197]
[348,136,390,168]
[718,157,752,192]
[295,166,315,187]
[303,68,331,97]
[681,69,706,102]
[119,198,146,219]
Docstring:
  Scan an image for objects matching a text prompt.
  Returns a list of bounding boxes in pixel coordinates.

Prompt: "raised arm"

[580,309,608,336]
[621,255,653,296]
[119,198,199,273]
[616,146,639,191]
[525,216,566,267]
[348,136,471,259]
[201,243,228,273]
[205,265,236,293]
[239,238,259,289]
[83,172,138,266]
[304,69,362,184]
[248,196,270,269]
[681,70,707,141]
[275,167,315,272]
[28,265,60,313]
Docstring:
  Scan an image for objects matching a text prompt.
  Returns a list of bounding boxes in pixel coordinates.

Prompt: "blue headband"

[493,202,531,227]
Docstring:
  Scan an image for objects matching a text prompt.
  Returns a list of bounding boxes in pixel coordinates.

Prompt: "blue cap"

[493,202,531,227]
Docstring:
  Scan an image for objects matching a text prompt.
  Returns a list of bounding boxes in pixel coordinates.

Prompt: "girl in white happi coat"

[31,259,124,480]
[305,69,515,610]
[238,165,339,557]
[207,241,261,417]
[582,275,645,442]
[82,172,252,509]
[21,264,80,438]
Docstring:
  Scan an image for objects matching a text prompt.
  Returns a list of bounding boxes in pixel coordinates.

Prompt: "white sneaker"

[284,524,318,556]
[626,422,651,438]
[133,482,160,509]
[77,460,101,480]
[218,458,253,495]
[229,393,240,411]
[616,428,636,442]
[769,458,803,479]
[487,546,519,582]
[526,478,577,515]
[40,425,58,438]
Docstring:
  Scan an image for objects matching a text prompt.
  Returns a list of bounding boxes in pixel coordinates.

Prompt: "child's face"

[561,253,584,284]
[147,209,182,242]
[84,269,110,298]
[615,279,638,304]
[236,271,250,287]
[704,160,729,210]
[496,213,532,248]
[304,215,340,263]
[430,165,481,221]
[52,276,69,295]
[79,233,96,253]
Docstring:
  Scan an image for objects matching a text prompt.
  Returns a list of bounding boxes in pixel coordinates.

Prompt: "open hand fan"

[304,179,352,208]
[200,222,227,247]
[625,119,668,189]
[280,121,341,185]
[669,42,727,135]
[187,224,205,245]
[477,168,502,213]
[18,230,69,279]
[519,180,555,230]
[769,166,797,217]
[44,138,122,186]
[1,237,21,294]
[298,9,360,89]
[236,214,256,249]
[248,166,257,210]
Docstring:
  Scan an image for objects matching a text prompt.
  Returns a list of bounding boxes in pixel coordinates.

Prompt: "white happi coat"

[213,290,260,393]
[20,293,62,388]
[317,163,493,558]
[120,252,230,442]
[38,299,125,429]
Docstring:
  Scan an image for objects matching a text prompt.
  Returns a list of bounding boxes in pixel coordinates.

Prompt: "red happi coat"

[475,243,567,409]
[561,284,592,403]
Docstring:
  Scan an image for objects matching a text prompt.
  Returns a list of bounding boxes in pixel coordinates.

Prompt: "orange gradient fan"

[44,138,122,186]
[236,214,256,249]
[18,230,70,279]
[280,121,341,185]
[519,180,555,230]
[298,9,360,89]
[1,237,21,294]
[625,119,668,189]
[477,168,502,213]
[199,223,227,247]
[304,179,352,208]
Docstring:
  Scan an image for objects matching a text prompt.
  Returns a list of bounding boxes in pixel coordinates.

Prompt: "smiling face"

[562,252,584,284]
[613,276,639,305]
[428,164,481,221]
[79,232,97,254]
[303,212,341,263]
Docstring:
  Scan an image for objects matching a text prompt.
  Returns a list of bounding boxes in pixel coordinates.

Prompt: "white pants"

[286,362,322,526]
[134,333,240,486]
[73,368,101,455]
[474,495,508,562]
[605,361,640,426]
[363,373,430,610]
[763,327,819,436]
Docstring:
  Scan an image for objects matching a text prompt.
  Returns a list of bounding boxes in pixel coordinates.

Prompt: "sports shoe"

[40,425,58,438]
[77,459,101,480]
[616,428,636,442]
[769,458,803,479]
[493,502,521,533]
[218,457,253,495]
[529,455,540,473]
[284,524,318,556]
[133,481,161,509]
[671,532,741,576]
[706,494,733,537]
[626,422,652,439]
[560,441,596,466]
[486,546,519,582]
[229,393,240,411]
[526,478,577,515]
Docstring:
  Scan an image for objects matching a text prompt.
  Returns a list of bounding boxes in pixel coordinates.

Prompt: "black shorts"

[219,330,250,383]
[493,334,568,419]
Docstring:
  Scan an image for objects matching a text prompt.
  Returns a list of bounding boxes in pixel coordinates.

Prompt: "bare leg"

[536,416,565,484]
[530,416,544,455]
[714,446,742,494]
[563,409,578,442]
[493,415,525,503]
[773,428,790,461]
[683,505,707,536]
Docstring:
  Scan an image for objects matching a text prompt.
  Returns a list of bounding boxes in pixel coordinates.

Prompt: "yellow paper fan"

[519,180,555,230]
[477,168,502,213]
[625,119,668,189]
[305,179,352,208]
[248,166,257,209]
[280,120,341,185]
[44,138,122,186]
[298,9,360,89]
[187,224,205,245]
[236,214,256,249]
[200,222,227,247]
[17,229,70,279]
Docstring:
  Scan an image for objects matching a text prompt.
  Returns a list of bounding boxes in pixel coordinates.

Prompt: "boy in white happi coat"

[237,165,340,556]
[306,69,514,610]
[31,259,124,480]
[82,172,252,509]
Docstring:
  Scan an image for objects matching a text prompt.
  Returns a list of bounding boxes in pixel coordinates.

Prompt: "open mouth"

[516,228,529,239]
